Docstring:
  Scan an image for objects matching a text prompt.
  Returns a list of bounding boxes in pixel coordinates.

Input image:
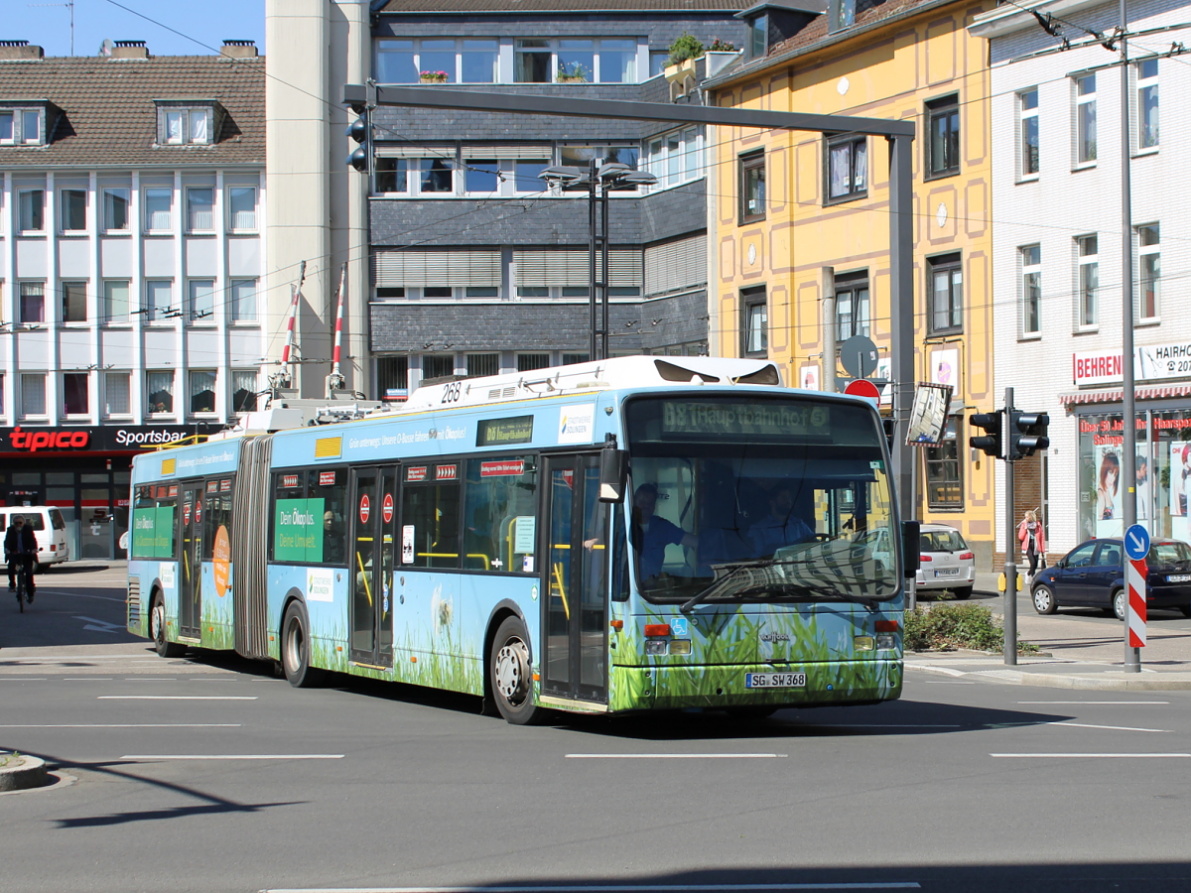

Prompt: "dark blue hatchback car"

[1030,538,1191,619]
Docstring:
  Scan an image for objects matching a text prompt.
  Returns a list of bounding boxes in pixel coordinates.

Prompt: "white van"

[1,506,70,570]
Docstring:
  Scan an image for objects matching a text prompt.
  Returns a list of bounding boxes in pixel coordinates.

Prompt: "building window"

[20,373,46,418]
[186,187,214,231]
[61,281,88,323]
[376,38,499,84]
[748,13,769,58]
[739,151,765,223]
[227,186,257,231]
[233,370,259,413]
[144,187,172,231]
[1137,57,1158,150]
[466,353,500,377]
[646,126,703,188]
[189,370,217,414]
[104,372,131,417]
[62,372,89,417]
[835,273,870,339]
[557,145,640,191]
[826,134,867,203]
[924,417,963,510]
[377,356,409,401]
[829,0,856,32]
[517,353,551,372]
[158,106,213,145]
[511,38,638,84]
[423,355,456,380]
[926,95,960,178]
[229,279,257,322]
[18,188,44,232]
[928,254,962,335]
[1075,73,1096,164]
[740,287,767,357]
[562,352,589,365]
[19,282,45,323]
[1019,89,1039,178]
[514,158,550,192]
[0,107,43,145]
[465,159,499,193]
[1020,245,1042,336]
[1137,223,1160,321]
[145,280,174,322]
[188,279,215,320]
[419,157,454,193]
[60,188,87,232]
[1076,234,1098,328]
[102,280,130,323]
[147,371,175,414]
[103,188,130,232]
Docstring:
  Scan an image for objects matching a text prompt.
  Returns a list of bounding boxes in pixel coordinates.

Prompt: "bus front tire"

[151,595,185,658]
[281,601,325,688]
[489,616,542,725]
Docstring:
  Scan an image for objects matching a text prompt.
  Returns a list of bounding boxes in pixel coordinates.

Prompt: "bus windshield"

[624,394,898,607]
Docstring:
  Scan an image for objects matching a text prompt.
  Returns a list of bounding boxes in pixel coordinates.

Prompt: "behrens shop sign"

[0,425,222,454]
[1073,341,1191,387]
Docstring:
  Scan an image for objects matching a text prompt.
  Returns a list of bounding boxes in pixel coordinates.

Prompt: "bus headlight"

[644,640,668,655]
[669,639,692,655]
[876,634,897,651]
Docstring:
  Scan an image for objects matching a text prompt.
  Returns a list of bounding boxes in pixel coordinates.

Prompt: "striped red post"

[1127,556,1147,648]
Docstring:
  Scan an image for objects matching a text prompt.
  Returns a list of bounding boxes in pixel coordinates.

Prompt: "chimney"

[221,40,258,59]
[111,40,149,59]
[0,40,44,61]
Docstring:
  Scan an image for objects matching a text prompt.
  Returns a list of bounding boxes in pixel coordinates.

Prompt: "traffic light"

[969,410,1003,459]
[1010,411,1050,459]
[345,103,371,174]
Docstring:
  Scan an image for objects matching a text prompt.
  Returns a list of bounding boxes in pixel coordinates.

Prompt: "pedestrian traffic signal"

[1010,410,1050,459]
[345,105,371,174]
[969,410,1003,459]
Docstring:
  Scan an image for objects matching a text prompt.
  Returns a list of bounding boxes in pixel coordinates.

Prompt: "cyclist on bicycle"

[5,515,37,601]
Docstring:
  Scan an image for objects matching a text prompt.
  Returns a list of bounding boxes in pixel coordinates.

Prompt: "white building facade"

[971,0,1191,557]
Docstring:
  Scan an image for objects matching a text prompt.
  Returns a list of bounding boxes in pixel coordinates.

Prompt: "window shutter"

[513,249,641,287]
[375,145,455,159]
[373,250,501,287]
[645,236,707,297]
[461,145,551,160]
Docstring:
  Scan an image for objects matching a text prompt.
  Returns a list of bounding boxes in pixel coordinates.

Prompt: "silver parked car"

[916,524,975,599]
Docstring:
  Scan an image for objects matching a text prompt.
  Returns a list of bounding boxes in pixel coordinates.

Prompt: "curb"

[907,662,1191,691]
[0,754,48,792]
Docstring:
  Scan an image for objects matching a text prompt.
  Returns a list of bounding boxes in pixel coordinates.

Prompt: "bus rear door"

[178,483,203,639]
[349,467,397,668]
[541,454,608,706]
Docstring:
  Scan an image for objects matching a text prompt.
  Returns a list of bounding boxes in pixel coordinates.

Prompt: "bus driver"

[631,483,697,582]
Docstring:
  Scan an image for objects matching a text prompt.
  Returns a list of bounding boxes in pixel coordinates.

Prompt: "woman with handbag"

[1017,510,1046,579]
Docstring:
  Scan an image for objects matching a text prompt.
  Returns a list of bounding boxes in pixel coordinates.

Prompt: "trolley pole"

[1003,386,1017,666]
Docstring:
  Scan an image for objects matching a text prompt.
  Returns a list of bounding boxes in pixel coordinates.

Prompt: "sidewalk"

[904,571,1191,691]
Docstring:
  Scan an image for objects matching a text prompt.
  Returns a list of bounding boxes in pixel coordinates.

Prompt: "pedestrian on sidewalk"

[1017,510,1046,580]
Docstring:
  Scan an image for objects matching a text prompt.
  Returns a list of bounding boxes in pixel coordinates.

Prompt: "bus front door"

[542,455,608,706]
[178,483,203,639]
[349,467,396,667]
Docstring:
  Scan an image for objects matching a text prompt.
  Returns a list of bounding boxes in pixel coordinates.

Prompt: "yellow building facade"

[708,0,998,561]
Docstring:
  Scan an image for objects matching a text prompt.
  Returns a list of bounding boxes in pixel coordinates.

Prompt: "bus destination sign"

[477,415,534,447]
[661,401,829,438]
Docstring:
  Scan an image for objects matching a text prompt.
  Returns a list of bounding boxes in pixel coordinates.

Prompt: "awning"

[1059,383,1191,406]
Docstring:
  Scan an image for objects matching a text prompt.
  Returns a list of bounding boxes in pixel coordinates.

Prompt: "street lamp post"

[541,161,657,360]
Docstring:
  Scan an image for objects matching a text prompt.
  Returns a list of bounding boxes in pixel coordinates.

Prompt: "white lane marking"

[73,616,126,634]
[0,678,49,682]
[260,885,922,893]
[1046,721,1169,733]
[566,753,787,759]
[1018,700,1169,705]
[992,753,1191,758]
[98,695,257,701]
[61,678,115,681]
[120,754,344,760]
[0,723,241,729]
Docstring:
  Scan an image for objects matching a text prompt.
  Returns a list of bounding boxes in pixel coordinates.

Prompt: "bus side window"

[463,456,537,573]
[401,479,461,569]
[309,469,347,566]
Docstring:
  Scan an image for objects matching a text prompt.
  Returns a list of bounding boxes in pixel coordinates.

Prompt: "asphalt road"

[4,565,1191,893]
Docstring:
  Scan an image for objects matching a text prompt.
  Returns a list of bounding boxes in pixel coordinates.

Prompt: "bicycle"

[12,558,33,613]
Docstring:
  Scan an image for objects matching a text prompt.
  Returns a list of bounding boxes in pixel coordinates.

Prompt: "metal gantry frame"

[344,84,917,525]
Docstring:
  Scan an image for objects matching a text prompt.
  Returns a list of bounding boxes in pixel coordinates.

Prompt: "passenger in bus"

[323,511,346,564]
[631,483,697,581]
[749,484,815,558]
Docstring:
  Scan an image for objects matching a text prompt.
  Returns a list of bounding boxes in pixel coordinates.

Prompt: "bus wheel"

[281,601,325,688]
[490,616,541,725]
[151,595,185,658]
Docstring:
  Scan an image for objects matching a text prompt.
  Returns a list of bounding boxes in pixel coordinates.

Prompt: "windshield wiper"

[679,554,890,613]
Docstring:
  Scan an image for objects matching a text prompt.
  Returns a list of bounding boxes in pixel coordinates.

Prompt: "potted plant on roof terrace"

[419,70,448,83]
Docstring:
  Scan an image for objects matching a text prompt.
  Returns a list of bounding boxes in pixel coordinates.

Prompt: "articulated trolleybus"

[128,356,913,724]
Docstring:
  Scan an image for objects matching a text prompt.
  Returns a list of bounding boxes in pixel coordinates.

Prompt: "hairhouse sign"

[0,424,222,455]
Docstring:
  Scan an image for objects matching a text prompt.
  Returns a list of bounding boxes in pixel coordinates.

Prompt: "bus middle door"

[178,483,203,640]
[349,467,396,668]
[541,454,608,706]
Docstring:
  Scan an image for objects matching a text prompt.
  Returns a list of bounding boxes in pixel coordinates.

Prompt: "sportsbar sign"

[0,424,221,454]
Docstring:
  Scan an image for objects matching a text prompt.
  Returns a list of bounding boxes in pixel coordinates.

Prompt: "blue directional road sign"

[1124,524,1150,561]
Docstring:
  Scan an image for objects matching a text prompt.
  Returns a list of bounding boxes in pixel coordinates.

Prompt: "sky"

[21,0,266,59]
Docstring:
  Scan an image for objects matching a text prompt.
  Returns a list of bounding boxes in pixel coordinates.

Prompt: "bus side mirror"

[599,438,628,503]
[901,520,921,578]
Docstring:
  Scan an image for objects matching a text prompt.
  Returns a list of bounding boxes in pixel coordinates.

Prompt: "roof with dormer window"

[375,1,747,10]
[0,54,263,166]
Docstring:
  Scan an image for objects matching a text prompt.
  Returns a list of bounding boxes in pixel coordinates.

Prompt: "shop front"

[0,424,222,562]
[1068,344,1191,545]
